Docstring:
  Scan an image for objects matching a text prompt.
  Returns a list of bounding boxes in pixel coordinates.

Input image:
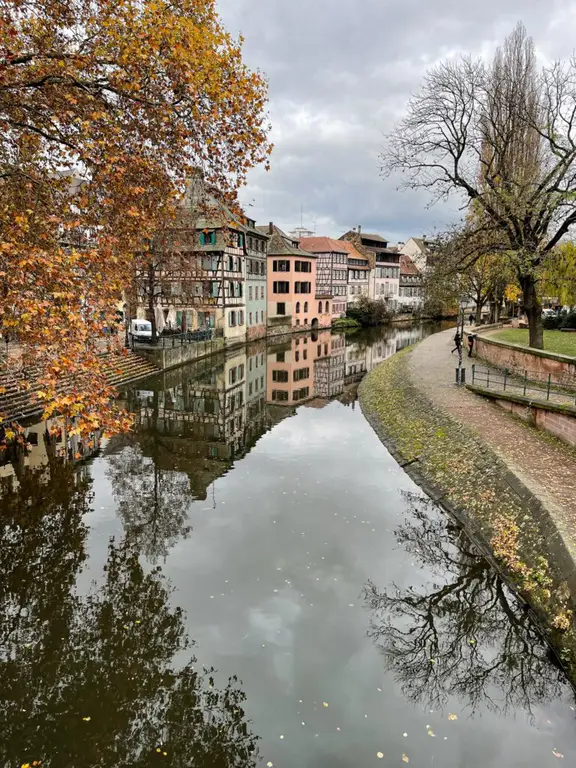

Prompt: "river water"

[1,323,576,767]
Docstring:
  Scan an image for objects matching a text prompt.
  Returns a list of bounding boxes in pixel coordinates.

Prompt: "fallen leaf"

[323,702,329,707]
[427,729,436,737]
[267,763,273,767]
[448,713,458,721]
[82,717,91,722]
[552,751,564,759]
[377,752,384,759]
[403,732,408,737]
[402,754,410,764]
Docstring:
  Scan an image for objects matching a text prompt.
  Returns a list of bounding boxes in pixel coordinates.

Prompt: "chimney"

[269,221,274,235]
[358,225,362,234]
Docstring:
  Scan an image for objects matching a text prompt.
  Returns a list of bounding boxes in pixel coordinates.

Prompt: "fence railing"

[471,365,576,407]
[130,328,222,349]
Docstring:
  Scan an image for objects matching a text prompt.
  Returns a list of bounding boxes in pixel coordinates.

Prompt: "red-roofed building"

[399,253,423,312]
[339,240,370,304]
[299,237,349,319]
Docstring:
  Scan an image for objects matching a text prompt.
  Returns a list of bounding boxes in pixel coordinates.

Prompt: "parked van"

[129,319,152,342]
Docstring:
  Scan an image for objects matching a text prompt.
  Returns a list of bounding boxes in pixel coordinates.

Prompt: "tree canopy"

[382,22,576,347]
[0,0,271,434]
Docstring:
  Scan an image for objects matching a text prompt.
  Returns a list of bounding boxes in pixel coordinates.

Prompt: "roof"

[400,253,420,276]
[298,236,349,254]
[359,232,388,244]
[338,240,370,265]
[407,237,435,253]
[256,224,316,258]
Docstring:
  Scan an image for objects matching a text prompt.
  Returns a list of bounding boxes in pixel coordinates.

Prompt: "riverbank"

[359,327,576,677]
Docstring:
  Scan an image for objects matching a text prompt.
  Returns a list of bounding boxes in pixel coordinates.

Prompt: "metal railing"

[471,365,576,407]
[131,328,222,349]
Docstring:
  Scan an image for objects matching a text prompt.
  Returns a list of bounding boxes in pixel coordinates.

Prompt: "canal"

[1,322,575,767]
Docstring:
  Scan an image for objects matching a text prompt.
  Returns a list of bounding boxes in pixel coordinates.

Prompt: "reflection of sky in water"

[75,323,576,768]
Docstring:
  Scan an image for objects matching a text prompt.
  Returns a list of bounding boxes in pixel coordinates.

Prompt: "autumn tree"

[540,241,576,308]
[0,0,271,435]
[382,22,576,349]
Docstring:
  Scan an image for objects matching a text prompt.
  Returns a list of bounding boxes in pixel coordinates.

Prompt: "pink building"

[259,223,332,333]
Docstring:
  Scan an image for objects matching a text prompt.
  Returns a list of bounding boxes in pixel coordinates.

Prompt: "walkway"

[409,327,576,551]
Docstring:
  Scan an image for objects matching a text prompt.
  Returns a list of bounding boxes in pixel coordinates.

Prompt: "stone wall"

[476,334,576,385]
[247,324,266,342]
[135,337,225,370]
[494,398,576,447]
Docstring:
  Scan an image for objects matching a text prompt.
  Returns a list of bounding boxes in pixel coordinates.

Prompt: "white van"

[129,319,153,342]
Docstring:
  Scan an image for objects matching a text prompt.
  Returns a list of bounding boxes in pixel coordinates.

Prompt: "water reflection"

[0,466,259,767]
[363,493,568,718]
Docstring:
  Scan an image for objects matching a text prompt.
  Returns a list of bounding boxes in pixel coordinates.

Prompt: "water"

[1,322,575,767]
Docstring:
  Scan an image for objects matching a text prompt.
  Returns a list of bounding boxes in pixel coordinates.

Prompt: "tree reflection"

[363,493,566,717]
[106,440,192,562]
[0,465,259,767]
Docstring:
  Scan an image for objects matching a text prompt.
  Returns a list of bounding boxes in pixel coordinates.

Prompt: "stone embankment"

[0,351,158,424]
[359,327,576,676]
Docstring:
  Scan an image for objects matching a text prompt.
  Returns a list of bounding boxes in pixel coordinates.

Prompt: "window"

[293,387,310,401]
[261,376,264,388]
[295,260,312,273]
[325,302,329,313]
[228,311,237,327]
[249,286,253,300]
[238,310,244,325]
[295,351,299,362]
[318,301,322,313]
[200,230,216,245]
[249,382,253,395]
[273,281,289,294]
[293,367,309,381]
[324,343,328,355]
[261,286,265,298]
[303,349,308,360]
[304,301,308,313]
[276,302,286,315]
[296,318,300,326]
[273,259,290,272]
[295,282,311,294]
[296,301,300,314]
[260,261,266,275]
[317,344,321,356]
[273,370,289,382]
[276,352,285,362]
[272,390,289,402]
[249,312,253,325]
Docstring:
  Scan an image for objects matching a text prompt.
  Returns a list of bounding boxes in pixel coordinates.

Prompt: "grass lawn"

[490,328,576,357]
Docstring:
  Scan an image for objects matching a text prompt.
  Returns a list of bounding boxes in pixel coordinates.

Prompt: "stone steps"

[0,351,158,424]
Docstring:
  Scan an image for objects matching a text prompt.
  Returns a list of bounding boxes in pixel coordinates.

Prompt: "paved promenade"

[409,327,576,555]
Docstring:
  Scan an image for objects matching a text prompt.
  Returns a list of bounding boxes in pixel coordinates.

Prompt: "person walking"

[451,331,462,355]
[467,333,475,358]
[469,313,475,327]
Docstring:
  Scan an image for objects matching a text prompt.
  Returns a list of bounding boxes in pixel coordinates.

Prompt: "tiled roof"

[256,224,316,258]
[360,232,388,243]
[298,236,349,254]
[400,253,420,276]
[335,240,370,265]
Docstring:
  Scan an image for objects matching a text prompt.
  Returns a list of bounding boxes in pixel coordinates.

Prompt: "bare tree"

[382,22,576,348]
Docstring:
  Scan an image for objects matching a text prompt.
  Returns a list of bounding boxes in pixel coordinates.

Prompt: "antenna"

[300,203,303,230]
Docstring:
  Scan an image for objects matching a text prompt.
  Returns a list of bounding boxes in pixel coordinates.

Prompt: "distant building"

[259,223,332,334]
[298,237,348,319]
[339,227,400,310]
[400,237,437,272]
[245,217,269,340]
[339,240,370,304]
[399,254,423,312]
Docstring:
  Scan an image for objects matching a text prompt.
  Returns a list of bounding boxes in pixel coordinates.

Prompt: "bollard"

[460,367,466,384]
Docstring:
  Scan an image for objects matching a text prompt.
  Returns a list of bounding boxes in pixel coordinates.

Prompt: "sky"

[218,0,576,244]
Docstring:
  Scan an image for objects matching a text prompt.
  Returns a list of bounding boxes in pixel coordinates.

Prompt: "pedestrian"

[467,333,475,358]
[451,331,462,354]
[469,313,475,327]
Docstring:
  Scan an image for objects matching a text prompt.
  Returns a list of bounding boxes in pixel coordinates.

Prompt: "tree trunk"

[475,300,482,325]
[520,273,543,349]
[147,262,158,343]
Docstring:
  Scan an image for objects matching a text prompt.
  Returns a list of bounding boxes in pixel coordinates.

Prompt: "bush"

[347,296,392,326]
[543,314,562,329]
[560,310,576,329]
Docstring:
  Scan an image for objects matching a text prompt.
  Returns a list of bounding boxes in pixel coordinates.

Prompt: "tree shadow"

[362,492,568,718]
[0,465,259,767]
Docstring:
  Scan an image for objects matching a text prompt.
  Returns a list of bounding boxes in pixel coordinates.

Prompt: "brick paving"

[410,327,576,556]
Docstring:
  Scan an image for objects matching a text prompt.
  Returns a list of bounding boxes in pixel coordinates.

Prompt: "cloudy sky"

[218,0,576,243]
